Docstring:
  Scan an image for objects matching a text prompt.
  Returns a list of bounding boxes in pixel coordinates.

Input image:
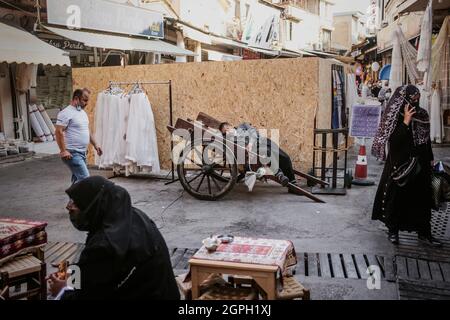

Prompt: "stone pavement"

[1,144,450,299]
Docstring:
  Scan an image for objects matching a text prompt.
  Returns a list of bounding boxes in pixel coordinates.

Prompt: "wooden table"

[189,258,279,300]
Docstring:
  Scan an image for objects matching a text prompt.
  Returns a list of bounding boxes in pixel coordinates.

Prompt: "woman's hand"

[47,273,67,297]
[403,104,416,126]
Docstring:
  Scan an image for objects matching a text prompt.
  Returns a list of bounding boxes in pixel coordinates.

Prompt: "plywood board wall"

[73,57,342,172]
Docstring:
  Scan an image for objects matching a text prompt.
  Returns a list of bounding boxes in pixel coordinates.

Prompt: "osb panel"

[73,58,325,171]
[317,59,333,130]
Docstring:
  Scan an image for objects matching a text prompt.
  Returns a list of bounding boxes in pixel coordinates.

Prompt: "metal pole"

[93,48,99,67]
[169,80,175,182]
[35,0,42,25]
[109,81,171,85]
[312,117,317,178]
[344,129,348,179]
[332,133,338,189]
[321,133,326,182]
[9,65,19,139]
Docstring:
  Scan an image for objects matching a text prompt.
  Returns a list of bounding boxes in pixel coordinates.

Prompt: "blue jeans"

[62,150,90,184]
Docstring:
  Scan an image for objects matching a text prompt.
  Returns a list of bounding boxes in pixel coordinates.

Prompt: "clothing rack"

[107,80,176,184]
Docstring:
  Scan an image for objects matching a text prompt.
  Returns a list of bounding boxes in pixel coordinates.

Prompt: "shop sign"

[350,105,382,138]
[44,38,86,51]
[366,0,379,33]
[47,0,164,39]
[241,4,280,50]
[351,49,362,58]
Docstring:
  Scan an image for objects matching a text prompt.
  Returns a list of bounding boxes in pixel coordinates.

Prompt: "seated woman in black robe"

[371,85,441,247]
[48,176,180,300]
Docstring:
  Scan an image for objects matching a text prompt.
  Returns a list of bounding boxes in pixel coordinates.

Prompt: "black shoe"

[275,171,289,187]
[388,232,399,245]
[418,235,443,247]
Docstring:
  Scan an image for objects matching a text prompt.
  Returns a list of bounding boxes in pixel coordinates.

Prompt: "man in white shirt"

[55,89,102,184]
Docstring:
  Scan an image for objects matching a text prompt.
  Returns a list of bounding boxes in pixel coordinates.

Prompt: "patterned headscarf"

[372,85,430,160]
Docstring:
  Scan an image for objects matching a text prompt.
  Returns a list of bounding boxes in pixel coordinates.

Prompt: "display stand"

[311,127,350,195]
[107,80,177,185]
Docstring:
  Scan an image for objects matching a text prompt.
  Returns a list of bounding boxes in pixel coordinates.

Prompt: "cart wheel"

[345,170,353,189]
[177,140,238,201]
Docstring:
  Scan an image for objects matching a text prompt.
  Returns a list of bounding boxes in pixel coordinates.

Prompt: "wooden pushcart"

[168,113,328,202]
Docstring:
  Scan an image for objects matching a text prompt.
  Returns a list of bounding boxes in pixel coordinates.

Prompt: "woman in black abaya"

[48,176,180,300]
[372,85,441,246]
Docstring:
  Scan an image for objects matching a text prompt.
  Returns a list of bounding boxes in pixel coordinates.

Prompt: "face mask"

[385,92,391,99]
[67,186,106,232]
[69,209,90,231]
[404,97,420,109]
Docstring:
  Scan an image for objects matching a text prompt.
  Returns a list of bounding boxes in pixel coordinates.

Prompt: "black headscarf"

[372,85,430,160]
[66,176,159,263]
[404,84,421,108]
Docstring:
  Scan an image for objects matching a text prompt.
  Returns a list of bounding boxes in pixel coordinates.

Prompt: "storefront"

[38,26,195,68]
[0,21,70,153]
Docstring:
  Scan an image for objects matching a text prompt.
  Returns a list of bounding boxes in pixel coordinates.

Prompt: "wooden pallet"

[294,252,395,282]
[394,233,450,263]
[44,242,85,274]
[398,279,450,300]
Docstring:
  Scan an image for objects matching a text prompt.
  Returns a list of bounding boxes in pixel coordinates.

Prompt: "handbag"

[390,157,421,187]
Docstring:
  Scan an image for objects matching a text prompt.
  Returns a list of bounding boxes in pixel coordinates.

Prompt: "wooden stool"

[176,273,229,300]
[197,286,259,300]
[277,276,310,300]
[0,254,47,300]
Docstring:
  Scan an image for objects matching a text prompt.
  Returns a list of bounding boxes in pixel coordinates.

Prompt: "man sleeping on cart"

[218,122,297,190]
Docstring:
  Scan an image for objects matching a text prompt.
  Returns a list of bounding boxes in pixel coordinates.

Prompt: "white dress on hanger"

[94,92,105,167]
[430,89,443,143]
[126,92,160,173]
[114,94,131,166]
[98,93,117,168]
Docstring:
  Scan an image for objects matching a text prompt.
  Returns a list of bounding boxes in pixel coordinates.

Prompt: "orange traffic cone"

[352,144,375,186]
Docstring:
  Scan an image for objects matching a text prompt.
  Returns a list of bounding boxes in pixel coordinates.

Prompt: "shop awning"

[203,50,242,61]
[397,0,450,13]
[303,50,354,63]
[180,25,212,45]
[211,35,248,49]
[248,47,304,58]
[44,26,196,56]
[379,64,391,80]
[0,22,70,66]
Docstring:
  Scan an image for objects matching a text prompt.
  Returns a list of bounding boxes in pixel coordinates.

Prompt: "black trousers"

[258,139,296,182]
[278,147,296,181]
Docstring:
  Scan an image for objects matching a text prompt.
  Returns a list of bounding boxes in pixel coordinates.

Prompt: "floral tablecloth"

[192,237,297,274]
